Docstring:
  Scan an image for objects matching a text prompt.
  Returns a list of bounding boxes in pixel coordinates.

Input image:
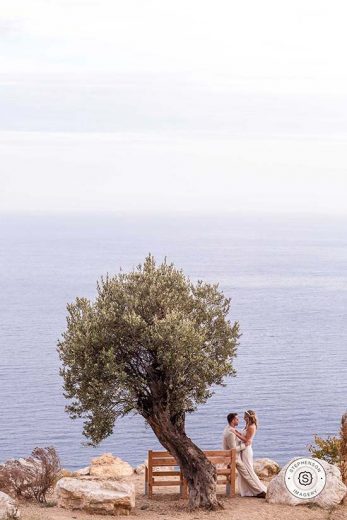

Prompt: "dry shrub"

[0,447,61,504]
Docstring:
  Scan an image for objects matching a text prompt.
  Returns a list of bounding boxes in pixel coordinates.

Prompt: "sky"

[1,0,347,214]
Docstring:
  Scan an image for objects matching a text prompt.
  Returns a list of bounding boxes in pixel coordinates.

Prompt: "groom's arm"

[237,440,247,452]
[224,430,246,452]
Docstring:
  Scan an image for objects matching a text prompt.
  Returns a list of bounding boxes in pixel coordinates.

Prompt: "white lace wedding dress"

[238,428,267,497]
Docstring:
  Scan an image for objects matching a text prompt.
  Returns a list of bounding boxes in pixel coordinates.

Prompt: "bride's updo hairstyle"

[245,410,258,428]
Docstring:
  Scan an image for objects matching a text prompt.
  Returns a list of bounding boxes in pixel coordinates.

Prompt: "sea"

[0,213,346,470]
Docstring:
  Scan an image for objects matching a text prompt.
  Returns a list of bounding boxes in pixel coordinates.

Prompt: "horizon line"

[1,210,347,219]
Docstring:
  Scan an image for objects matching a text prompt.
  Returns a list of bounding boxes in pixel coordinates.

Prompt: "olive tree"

[58,255,239,510]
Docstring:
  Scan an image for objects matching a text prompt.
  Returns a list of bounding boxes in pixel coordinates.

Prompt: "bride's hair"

[245,410,258,428]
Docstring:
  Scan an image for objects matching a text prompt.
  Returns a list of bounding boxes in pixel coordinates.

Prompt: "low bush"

[308,434,341,466]
[0,447,61,504]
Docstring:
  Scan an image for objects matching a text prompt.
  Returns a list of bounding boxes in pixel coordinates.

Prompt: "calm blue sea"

[0,213,346,469]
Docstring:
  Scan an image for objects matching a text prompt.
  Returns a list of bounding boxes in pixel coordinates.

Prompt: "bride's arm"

[230,425,255,444]
[232,429,248,442]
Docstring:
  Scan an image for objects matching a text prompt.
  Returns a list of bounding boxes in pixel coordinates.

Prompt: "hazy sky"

[1,1,347,214]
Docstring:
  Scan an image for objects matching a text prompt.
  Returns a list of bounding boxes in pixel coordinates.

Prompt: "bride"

[229,409,267,497]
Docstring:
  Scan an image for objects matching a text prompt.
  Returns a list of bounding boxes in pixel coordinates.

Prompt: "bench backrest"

[148,450,179,467]
[148,449,234,466]
[146,449,236,498]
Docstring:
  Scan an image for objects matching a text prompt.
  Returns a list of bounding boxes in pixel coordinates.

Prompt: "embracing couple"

[222,410,267,498]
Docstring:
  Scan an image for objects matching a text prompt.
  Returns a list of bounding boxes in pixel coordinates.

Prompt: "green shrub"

[308,434,342,466]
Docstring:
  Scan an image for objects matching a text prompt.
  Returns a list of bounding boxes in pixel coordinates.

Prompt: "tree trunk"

[341,412,347,486]
[147,411,222,511]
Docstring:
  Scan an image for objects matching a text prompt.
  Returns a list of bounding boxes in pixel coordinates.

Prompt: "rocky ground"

[18,473,347,520]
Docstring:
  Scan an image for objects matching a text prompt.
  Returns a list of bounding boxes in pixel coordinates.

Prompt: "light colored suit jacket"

[222,425,246,461]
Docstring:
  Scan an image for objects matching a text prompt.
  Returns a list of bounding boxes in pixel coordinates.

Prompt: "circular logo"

[285,458,326,499]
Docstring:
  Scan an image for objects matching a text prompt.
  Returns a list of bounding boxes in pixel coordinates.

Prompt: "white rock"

[266,458,347,509]
[17,458,42,471]
[59,468,74,478]
[0,492,20,520]
[254,458,280,479]
[134,463,146,475]
[73,466,90,477]
[56,477,135,515]
[90,453,133,480]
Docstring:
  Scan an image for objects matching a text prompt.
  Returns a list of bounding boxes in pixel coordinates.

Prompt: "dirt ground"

[19,473,346,520]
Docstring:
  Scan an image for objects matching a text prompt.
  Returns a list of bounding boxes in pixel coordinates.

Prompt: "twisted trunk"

[341,412,347,486]
[146,410,222,511]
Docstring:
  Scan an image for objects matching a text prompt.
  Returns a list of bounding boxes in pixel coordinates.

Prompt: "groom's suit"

[222,425,265,496]
[222,424,246,459]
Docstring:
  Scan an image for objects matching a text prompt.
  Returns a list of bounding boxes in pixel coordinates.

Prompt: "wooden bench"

[145,449,236,498]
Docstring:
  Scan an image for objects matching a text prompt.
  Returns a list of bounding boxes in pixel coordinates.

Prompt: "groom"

[222,412,266,498]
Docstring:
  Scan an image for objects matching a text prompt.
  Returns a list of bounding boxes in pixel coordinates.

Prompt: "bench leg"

[183,479,188,499]
[231,452,236,497]
[230,471,236,497]
[144,466,148,495]
[180,470,188,499]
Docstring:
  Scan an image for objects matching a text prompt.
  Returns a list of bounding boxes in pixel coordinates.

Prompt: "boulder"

[266,458,347,509]
[56,477,135,516]
[59,468,74,478]
[134,462,146,475]
[73,466,90,477]
[0,492,20,520]
[90,454,133,480]
[254,458,280,479]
